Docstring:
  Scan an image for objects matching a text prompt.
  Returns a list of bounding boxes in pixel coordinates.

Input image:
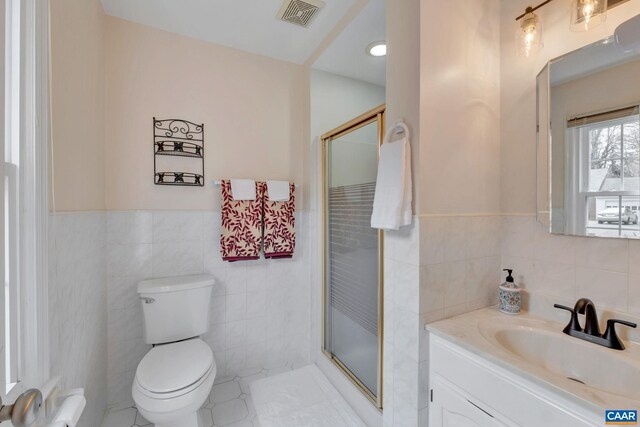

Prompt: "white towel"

[371,127,412,230]
[230,179,256,201]
[266,180,290,201]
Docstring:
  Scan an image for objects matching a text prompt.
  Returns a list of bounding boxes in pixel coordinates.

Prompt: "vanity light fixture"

[515,0,626,54]
[516,6,544,57]
[570,0,607,31]
[367,41,386,57]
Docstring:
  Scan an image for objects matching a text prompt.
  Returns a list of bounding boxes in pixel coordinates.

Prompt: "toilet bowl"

[133,339,216,427]
[132,275,217,427]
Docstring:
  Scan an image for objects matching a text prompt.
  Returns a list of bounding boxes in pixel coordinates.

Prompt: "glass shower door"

[322,106,384,408]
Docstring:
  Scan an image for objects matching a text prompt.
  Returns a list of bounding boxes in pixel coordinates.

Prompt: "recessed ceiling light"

[367,41,386,57]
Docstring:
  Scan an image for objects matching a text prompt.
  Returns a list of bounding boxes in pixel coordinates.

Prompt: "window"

[586,117,639,192]
[569,109,640,237]
[1,0,49,399]
[3,0,22,393]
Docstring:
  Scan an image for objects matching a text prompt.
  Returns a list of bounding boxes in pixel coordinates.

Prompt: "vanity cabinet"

[430,377,507,427]
[428,335,601,427]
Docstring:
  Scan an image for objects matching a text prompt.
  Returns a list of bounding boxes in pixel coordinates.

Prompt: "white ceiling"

[312,0,386,86]
[100,0,357,64]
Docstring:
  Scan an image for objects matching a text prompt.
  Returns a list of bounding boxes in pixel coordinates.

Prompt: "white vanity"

[426,308,640,427]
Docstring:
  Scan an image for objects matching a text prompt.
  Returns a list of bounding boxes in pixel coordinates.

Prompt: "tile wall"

[382,214,502,427]
[382,219,427,427]
[49,212,108,427]
[420,215,502,321]
[382,212,640,426]
[501,215,640,317]
[106,211,311,409]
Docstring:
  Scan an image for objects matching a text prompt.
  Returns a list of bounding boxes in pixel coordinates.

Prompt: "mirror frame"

[536,62,551,231]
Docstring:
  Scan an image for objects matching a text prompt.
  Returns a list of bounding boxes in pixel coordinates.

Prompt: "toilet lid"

[136,339,213,394]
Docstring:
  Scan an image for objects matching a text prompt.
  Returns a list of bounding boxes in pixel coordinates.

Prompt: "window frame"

[571,112,640,237]
[1,0,50,400]
[581,116,640,192]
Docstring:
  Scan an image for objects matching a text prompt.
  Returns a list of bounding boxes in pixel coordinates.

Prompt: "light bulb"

[582,0,595,23]
[523,29,535,52]
[516,11,543,57]
[571,0,607,31]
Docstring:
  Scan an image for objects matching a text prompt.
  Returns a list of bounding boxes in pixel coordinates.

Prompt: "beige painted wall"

[50,0,106,212]
[501,0,640,214]
[310,69,385,188]
[420,0,501,216]
[386,0,420,212]
[310,69,385,142]
[105,17,309,211]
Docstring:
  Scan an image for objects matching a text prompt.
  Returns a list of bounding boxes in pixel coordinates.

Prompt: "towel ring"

[384,120,410,143]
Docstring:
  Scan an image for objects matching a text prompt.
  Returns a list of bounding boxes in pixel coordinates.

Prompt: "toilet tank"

[137,274,215,345]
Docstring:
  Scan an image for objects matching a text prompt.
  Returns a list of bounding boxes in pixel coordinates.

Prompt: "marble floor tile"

[102,407,137,427]
[102,365,293,427]
[212,399,248,425]
[210,380,242,404]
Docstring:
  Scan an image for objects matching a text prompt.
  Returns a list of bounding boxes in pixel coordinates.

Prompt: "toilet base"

[133,340,216,427]
[134,362,215,427]
[153,410,201,427]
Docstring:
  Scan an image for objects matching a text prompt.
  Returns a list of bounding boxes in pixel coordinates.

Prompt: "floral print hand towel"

[263,183,296,259]
[220,180,264,261]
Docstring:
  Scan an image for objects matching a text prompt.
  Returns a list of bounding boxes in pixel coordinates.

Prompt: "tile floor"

[102,365,301,427]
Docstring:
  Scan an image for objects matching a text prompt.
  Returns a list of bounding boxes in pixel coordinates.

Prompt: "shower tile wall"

[49,212,108,427]
[106,211,310,409]
[382,219,426,427]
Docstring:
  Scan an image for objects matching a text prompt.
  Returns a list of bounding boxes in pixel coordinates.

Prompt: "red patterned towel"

[263,183,296,259]
[220,180,264,262]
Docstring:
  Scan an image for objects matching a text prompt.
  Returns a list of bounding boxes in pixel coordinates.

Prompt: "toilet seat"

[135,338,214,399]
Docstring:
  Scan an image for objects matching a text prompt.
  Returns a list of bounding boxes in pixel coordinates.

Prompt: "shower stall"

[321,105,384,409]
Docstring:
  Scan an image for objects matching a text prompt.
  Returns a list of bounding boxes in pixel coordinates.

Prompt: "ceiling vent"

[277,0,325,28]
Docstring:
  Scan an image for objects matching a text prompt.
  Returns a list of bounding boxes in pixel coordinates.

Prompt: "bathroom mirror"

[537,37,640,238]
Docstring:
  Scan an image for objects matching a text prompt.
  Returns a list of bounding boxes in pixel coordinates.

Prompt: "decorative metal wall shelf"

[153,117,205,186]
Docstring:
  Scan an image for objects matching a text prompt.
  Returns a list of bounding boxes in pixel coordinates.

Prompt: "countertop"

[427,307,640,413]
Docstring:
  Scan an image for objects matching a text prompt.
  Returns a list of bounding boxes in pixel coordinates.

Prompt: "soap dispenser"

[499,269,521,315]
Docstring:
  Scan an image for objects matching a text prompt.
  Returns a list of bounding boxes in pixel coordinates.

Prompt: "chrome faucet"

[554,298,637,350]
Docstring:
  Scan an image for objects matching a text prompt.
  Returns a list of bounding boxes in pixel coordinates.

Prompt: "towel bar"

[212,180,297,187]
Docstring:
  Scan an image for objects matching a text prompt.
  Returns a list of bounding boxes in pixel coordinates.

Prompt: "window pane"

[621,196,640,237]
[623,119,640,191]
[590,159,622,191]
[590,124,621,162]
[623,120,639,158]
[624,157,639,178]
[586,196,640,237]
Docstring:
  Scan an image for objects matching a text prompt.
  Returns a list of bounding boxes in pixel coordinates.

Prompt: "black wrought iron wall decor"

[153,118,205,186]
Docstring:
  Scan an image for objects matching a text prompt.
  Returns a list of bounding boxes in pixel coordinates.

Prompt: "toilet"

[132,274,217,427]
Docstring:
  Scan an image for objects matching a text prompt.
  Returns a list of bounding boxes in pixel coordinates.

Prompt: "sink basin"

[479,320,640,401]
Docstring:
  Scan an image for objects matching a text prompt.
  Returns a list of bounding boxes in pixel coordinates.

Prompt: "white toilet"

[132,274,217,427]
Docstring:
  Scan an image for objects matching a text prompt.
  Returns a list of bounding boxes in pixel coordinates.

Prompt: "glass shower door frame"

[321,104,385,410]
